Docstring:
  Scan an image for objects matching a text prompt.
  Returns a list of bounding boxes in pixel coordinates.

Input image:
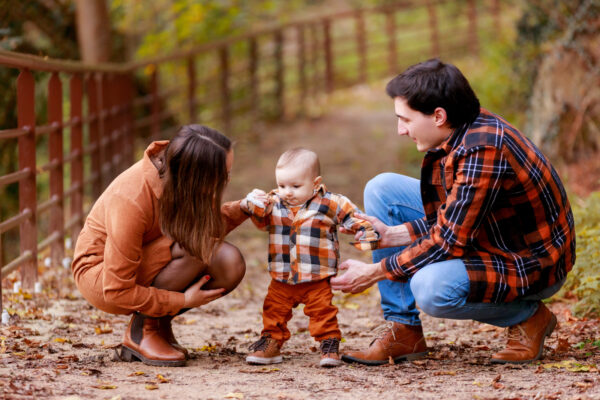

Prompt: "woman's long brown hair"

[158,125,231,264]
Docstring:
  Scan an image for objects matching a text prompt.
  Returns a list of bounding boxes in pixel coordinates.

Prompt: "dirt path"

[2,83,599,399]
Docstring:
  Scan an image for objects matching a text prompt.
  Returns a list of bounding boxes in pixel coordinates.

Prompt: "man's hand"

[183,275,226,309]
[330,259,387,294]
[340,213,411,248]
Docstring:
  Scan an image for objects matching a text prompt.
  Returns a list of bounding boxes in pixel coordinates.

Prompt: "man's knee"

[364,173,398,202]
[410,265,467,318]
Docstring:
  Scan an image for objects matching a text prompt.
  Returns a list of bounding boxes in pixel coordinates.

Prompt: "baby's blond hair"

[276,147,320,178]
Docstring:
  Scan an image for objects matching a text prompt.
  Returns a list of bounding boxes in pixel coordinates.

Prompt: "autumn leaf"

[198,344,217,352]
[94,384,117,390]
[224,393,244,399]
[94,324,113,335]
[145,384,159,390]
[156,374,170,383]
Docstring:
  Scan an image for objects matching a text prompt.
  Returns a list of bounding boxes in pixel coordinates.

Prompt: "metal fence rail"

[0,0,510,308]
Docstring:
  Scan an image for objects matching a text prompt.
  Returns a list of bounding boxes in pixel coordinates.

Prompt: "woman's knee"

[204,241,246,294]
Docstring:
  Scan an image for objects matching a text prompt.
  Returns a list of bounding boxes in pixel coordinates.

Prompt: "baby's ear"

[313,176,322,187]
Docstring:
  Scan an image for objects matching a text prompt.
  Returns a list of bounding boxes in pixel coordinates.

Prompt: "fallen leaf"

[156,374,170,383]
[94,324,113,335]
[145,384,159,390]
[224,393,244,399]
[433,370,456,376]
[93,385,117,390]
[129,371,146,376]
[555,337,571,353]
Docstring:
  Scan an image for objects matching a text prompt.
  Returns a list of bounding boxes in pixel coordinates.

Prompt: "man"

[331,59,575,365]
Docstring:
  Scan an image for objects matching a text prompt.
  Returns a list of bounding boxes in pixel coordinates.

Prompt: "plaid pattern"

[247,185,377,284]
[384,109,576,303]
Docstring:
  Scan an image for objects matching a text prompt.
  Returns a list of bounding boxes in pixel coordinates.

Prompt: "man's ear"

[433,107,448,127]
[313,176,322,187]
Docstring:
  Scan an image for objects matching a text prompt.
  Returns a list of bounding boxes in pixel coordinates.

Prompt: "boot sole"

[246,355,283,365]
[491,313,558,364]
[320,357,343,368]
[341,351,428,366]
[120,345,187,367]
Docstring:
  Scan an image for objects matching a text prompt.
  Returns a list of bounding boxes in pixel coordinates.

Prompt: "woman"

[72,125,248,367]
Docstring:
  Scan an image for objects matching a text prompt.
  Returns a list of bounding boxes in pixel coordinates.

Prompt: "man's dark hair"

[386,58,480,129]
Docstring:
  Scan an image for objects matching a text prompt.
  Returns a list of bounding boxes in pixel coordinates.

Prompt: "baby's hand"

[245,188,269,209]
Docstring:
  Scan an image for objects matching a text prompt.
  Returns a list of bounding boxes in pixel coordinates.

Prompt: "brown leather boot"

[121,313,186,367]
[491,302,557,364]
[342,322,428,365]
[158,315,189,358]
[246,335,282,365]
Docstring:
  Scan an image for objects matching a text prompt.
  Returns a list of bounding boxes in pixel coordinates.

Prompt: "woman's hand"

[183,275,226,309]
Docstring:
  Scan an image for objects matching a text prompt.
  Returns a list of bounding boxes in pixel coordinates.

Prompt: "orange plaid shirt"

[384,109,576,303]
[246,185,377,284]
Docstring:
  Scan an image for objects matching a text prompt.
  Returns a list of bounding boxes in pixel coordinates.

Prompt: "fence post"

[355,11,367,84]
[297,25,306,116]
[467,0,479,55]
[427,1,440,57]
[97,73,110,189]
[385,9,398,76]
[219,46,231,133]
[48,73,64,268]
[187,57,196,123]
[322,19,333,93]
[87,73,102,199]
[70,74,84,242]
[17,69,37,290]
[274,30,284,119]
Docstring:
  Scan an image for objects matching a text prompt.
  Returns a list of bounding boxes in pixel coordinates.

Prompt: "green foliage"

[557,191,600,317]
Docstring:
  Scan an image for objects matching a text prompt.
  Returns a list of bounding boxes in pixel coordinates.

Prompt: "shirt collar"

[142,140,169,199]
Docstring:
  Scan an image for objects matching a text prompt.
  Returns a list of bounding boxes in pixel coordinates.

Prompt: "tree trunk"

[74,0,112,62]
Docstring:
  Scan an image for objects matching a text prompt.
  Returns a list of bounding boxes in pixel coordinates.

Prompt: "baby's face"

[275,165,317,206]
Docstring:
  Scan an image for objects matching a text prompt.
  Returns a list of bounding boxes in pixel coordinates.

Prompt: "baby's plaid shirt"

[246,184,377,284]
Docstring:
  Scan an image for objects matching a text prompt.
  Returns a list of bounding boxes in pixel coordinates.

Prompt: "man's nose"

[397,123,408,136]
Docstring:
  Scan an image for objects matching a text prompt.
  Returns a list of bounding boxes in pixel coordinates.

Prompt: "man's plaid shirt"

[384,108,576,303]
[246,185,376,284]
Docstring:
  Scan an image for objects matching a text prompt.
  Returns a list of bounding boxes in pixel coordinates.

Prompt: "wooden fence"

[0,0,511,308]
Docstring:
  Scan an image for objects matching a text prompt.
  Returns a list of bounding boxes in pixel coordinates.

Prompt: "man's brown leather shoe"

[342,322,428,365]
[491,302,557,364]
[121,313,186,367]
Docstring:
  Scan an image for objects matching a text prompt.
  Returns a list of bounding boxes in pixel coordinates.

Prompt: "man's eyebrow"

[396,113,409,120]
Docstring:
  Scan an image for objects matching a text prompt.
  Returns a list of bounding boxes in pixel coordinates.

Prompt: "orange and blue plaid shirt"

[246,184,377,284]
[384,109,576,303]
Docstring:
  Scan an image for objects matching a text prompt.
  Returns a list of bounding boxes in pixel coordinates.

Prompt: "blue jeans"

[364,173,565,328]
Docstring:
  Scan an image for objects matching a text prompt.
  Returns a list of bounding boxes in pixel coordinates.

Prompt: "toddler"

[240,147,378,367]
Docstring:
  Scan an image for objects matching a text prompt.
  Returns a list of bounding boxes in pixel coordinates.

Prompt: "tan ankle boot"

[158,315,189,358]
[121,313,186,367]
[491,302,557,364]
[342,322,428,366]
[246,335,282,365]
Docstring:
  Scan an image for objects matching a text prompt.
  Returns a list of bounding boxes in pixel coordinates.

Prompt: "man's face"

[394,97,449,152]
